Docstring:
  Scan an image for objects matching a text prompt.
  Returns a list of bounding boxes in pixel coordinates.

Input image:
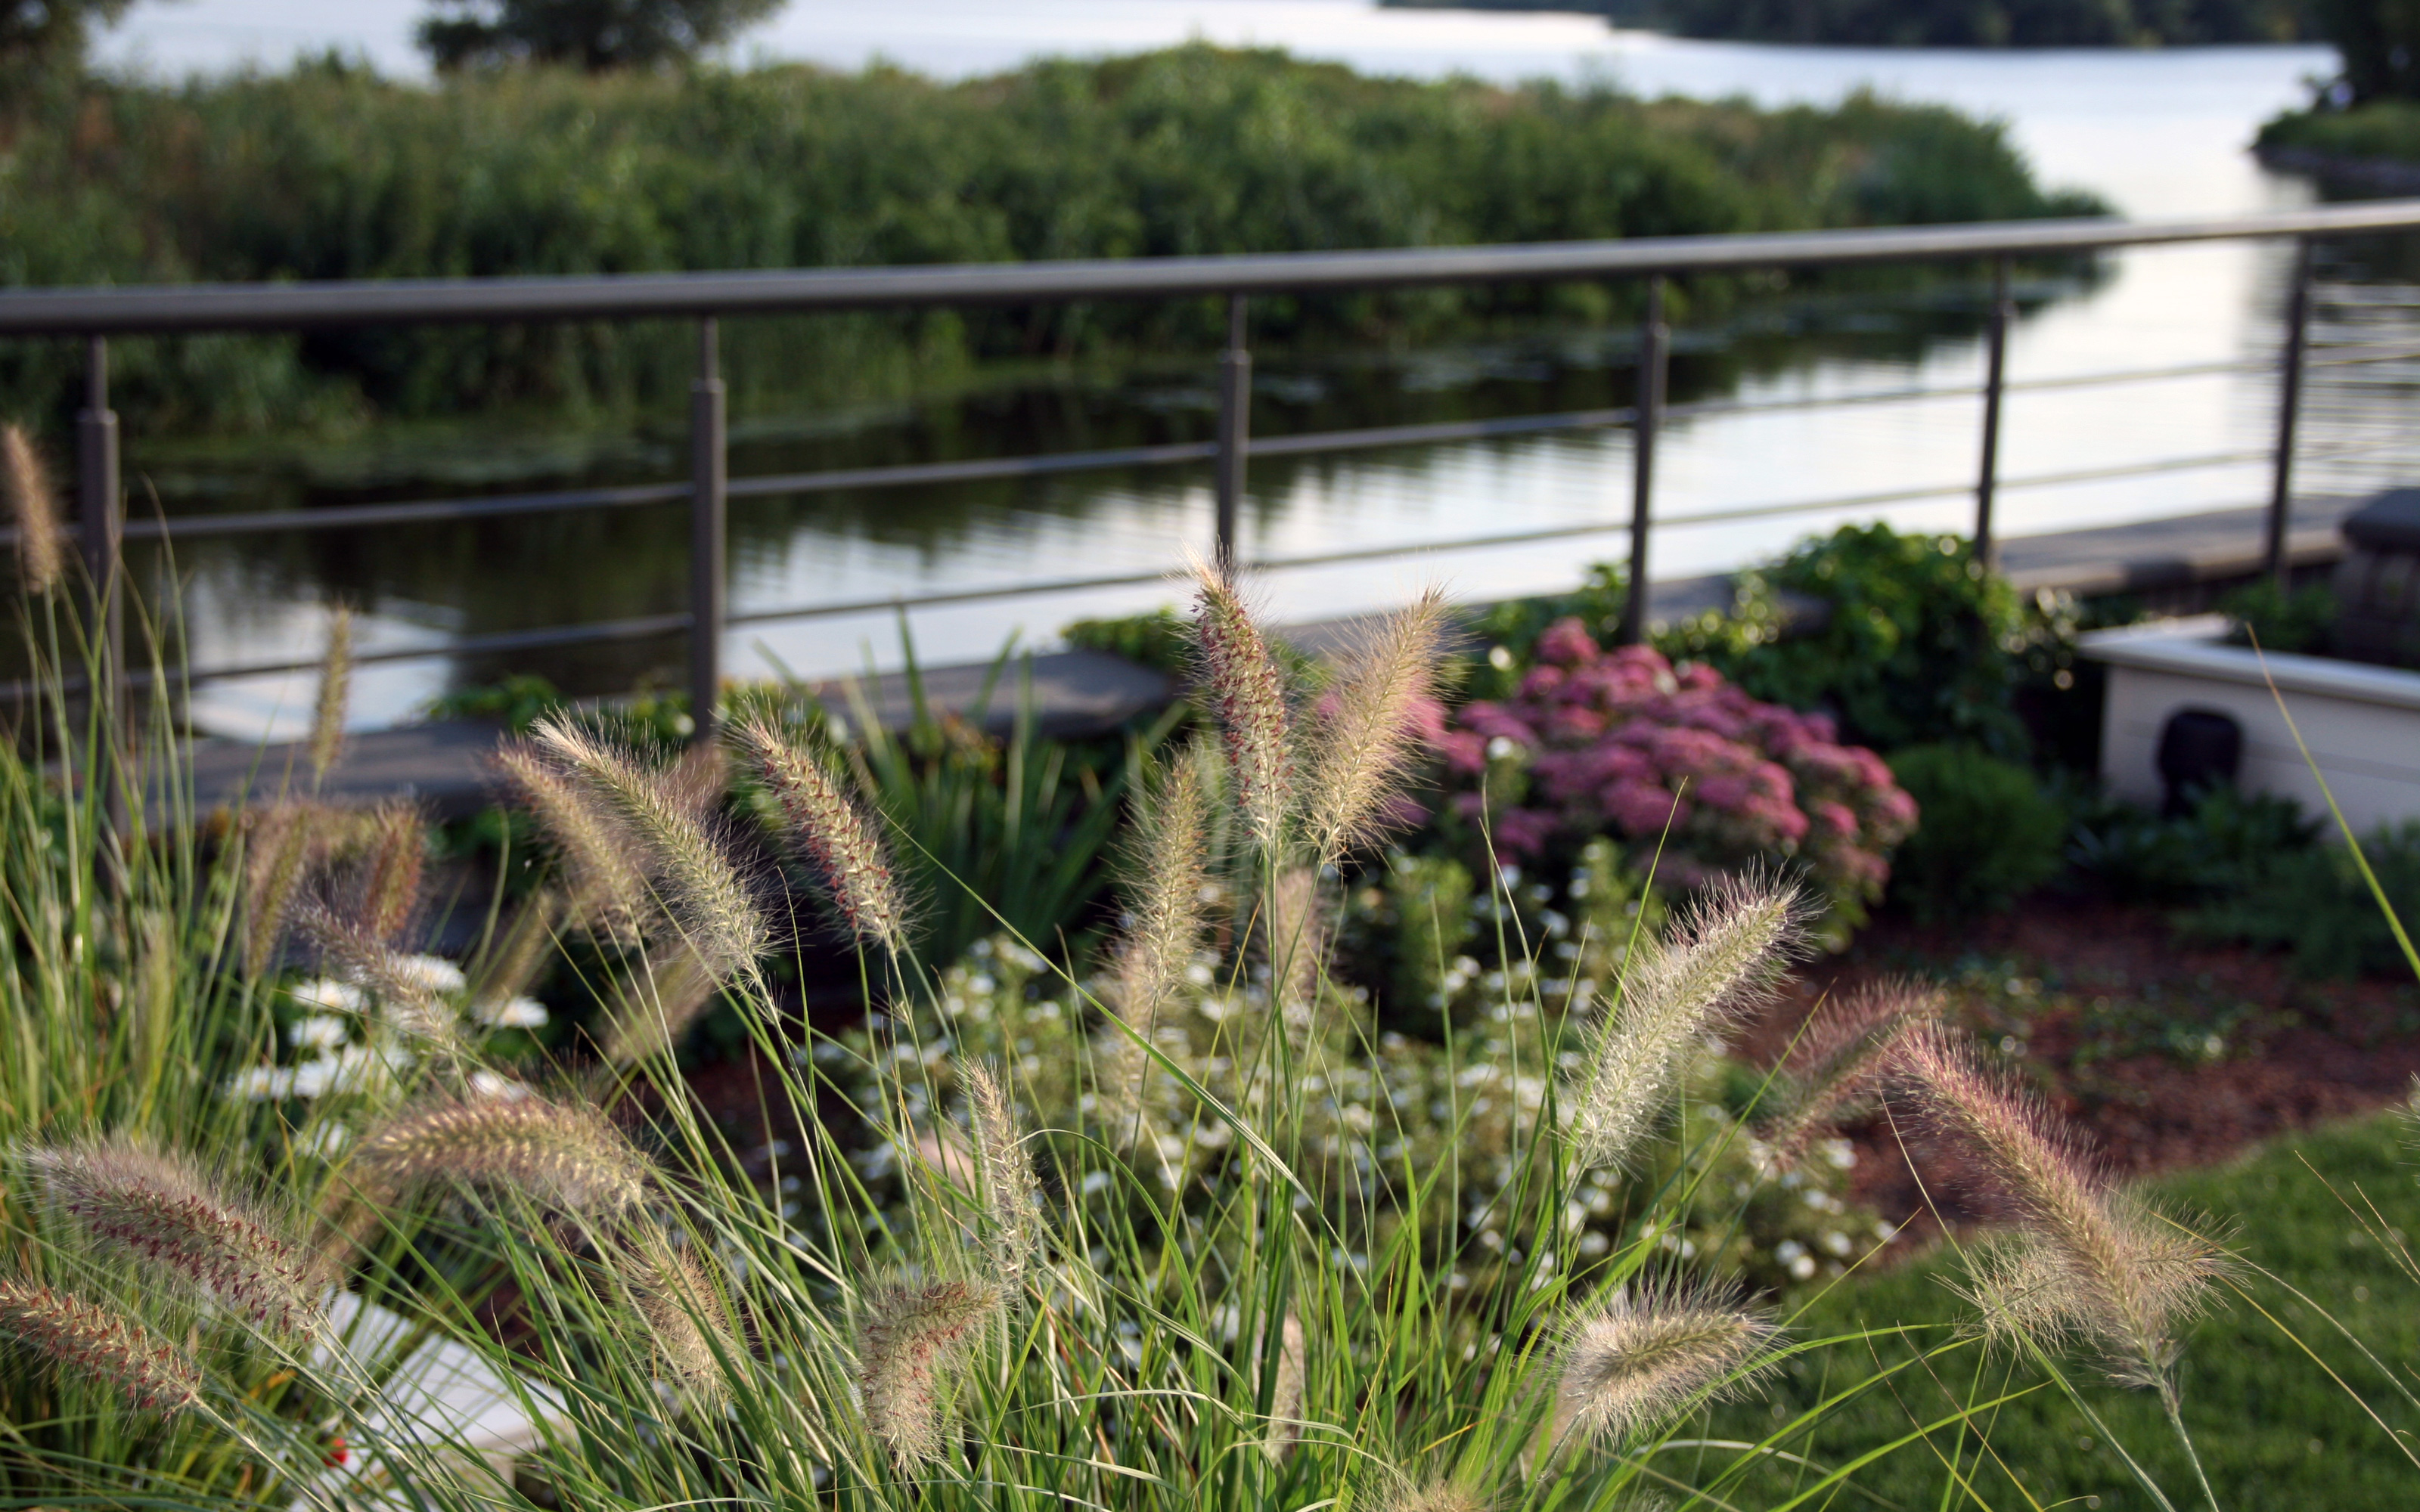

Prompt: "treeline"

[0,46,2099,435]
[1387,0,2313,45]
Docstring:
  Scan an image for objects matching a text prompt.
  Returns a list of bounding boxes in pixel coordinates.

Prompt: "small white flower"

[297,1122,352,1160]
[473,995,549,1030]
[389,954,468,995]
[225,1064,302,1101]
[468,1070,531,1101]
[288,1015,351,1052]
[288,978,366,1014]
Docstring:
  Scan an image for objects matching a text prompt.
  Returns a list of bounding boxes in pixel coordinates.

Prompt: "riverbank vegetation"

[1388,0,2313,45]
[0,45,2100,435]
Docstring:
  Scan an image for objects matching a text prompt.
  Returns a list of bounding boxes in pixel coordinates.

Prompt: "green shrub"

[1058,608,1195,677]
[2186,820,2420,978]
[1885,742,2065,920]
[2067,782,2322,903]
[2221,576,2338,656]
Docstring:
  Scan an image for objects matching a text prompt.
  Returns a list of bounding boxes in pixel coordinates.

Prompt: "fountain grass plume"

[0,1280,204,1414]
[355,1092,653,1218]
[1894,1026,2223,1386]
[614,1239,739,1404]
[309,606,352,789]
[1303,587,1448,866]
[1259,1309,1307,1463]
[855,1276,1002,1465]
[3,423,63,595]
[1190,559,1295,857]
[1553,1280,1777,1453]
[241,801,322,981]
[26,1140,322,1337]
[293,901,462,1052]
[1102,739,1212,1121]
[735,715,908,954]
[964,1061,1042,1306]
[1264,865,1327,1027]
[1379,1478,1491,1512]
[1568,872,1810,1170]
[532,714,766,981]
[1757,979,1941,1173]
[494,741,647,941]
[358,800,427,944]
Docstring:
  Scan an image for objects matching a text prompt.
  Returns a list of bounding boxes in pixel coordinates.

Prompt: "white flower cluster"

[225,956,548,1106]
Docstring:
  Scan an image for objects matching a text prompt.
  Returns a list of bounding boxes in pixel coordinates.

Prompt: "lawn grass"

[1707,1111,2420,1510]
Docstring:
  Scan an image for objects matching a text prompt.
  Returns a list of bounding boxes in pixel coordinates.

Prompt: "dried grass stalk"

[1553,1282,1776,1452]
[0,1280,203,1413]
[26,1140,321,1337]
[1303,588,1447,865]
[1894,1027,2224,1385]
[855,1277,1001,1465]
[3,423,64,595]
[1757,980,1941,1173]
[532,715,765,980]
[1568,873,1809,1170]
[1191,562,1295,857]
[309,606,353,787]
[736,716,908,953]
[355,1093,653,1217]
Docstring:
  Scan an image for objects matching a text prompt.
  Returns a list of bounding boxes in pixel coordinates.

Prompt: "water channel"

[89,7,2420,737]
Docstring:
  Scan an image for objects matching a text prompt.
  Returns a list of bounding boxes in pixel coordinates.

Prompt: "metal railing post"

[1214,293,1251,574]
[1618,275,1668,646]
[76,335,124,718]
[2266,236,2314,588]
[689,317,726,743]
[1975,256,2014,570]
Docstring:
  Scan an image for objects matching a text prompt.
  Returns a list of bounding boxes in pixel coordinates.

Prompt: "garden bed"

[1745,892,2420,1256]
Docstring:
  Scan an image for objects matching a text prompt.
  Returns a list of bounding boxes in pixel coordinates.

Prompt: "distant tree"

[417,0,786,71]
[2309,0,2420,103]
[2,0,137,65]
[1649,0,2308,45]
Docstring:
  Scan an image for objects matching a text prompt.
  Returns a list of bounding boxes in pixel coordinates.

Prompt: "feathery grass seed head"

[294,903,463,1052]
[243,801,323,980]
[26,1140,321,1336]
[3,423,64,595]
[494,742,648,940]
[616,1241,738,1404]
[1304,587,1447,865]
[1758,980,1941,1173]
[964,1062,1042,1304]
[0,1281,203,1414]
[736,717,908,952]
[358,800,427,943]
[1895,1027,2223,1382]
[309,606,353,786]
[356,1093,653,1216]
[855,1277,1001,1465]
[533,715,765,979]
[1554,1282,1776,1451]
[1259,1310,1307,1463]
[1101,741,1212,1123]
[1191,561,1295,856]
[1569,872,1810,1170]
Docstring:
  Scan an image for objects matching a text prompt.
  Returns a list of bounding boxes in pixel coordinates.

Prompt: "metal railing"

[8,197,2420,737]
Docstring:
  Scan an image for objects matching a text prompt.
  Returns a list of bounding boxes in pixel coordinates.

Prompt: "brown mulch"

[1738,894,2420,1253]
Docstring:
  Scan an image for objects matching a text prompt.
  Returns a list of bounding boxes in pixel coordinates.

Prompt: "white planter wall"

[2080,616,2420,835]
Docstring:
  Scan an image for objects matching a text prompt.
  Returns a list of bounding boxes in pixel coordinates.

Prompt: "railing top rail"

[8,202,2420,336]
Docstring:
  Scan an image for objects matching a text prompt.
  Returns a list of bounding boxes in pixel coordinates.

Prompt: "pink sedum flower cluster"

[1436,618,1916,914]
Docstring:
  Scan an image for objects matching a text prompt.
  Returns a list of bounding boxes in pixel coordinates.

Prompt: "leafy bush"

[1668,522,2034,756]
[1658,0,2310,45]
[2221,576,2338,656]
[1435,616,1917,939]
[2186,820,2420,978]
[2067,781,2322,904]
[1883,743,2065,921]
[1059,607,1196,677]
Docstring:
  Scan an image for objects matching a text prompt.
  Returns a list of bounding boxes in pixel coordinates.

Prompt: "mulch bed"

[1739,894,2420,1253]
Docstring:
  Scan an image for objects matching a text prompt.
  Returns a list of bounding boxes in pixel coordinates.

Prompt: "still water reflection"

[114,21,2416,738]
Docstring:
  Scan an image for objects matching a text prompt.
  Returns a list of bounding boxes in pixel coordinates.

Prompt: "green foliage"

[1058,607,1196,678]
[2309,0,2420,103]
[1680,523,2033,756]
[2262,94,2420,160]
[0,0,134,64]
[418,0,786,71]
[420,671,574,732]
[2067,781,2322,903]
[1655,0,2312,44]
[2186,820,2420,978]
[2223,577,2339,656]
[0,52,2102,435]
[1885,743,2065,922]
[1467,561,1635,697]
